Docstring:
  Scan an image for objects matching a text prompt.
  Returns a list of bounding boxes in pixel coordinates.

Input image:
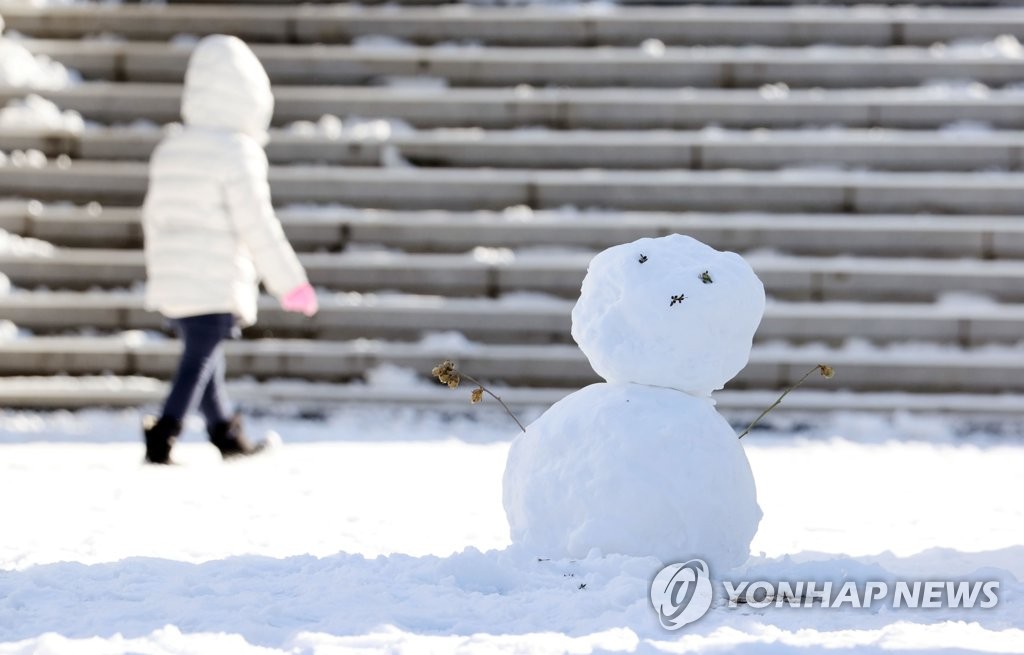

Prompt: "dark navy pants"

[161,313,238,425]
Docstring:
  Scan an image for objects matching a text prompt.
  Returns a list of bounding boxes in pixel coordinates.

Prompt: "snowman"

[502,234,764,569]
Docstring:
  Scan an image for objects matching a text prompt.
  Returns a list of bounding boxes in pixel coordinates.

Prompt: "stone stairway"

[1,0,1024,417]
[6,85,1024,129]
[3,3,1022,46]
[11,126,1024,170]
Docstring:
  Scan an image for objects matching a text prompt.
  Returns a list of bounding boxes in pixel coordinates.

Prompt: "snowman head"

[571,234,765,397]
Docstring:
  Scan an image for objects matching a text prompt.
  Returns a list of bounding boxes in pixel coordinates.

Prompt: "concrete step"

[3,201,1023,259]
[8,84,1024,130]
[112,0,1024,6]
[0,373,564,411]
[3,374,1021,419]
[21,39,1024,88]
[6,126,1024,171]
[2,292,1023,347]
[0,127,385,167]
[0,374,1021,418]
[612,0,1016,5]
[5,162,1024,213]
[5,4,1024,47]
[0,335,1022,393]
[4,247,1024,302]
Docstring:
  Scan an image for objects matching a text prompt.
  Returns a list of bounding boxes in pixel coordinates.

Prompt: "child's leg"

[197,349,233,426]
[161,314,234,423]
[202,356,267,457]
[196,342,269,459]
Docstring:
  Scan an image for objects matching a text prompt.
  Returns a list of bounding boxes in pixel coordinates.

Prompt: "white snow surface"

[284,115,414,141]
[503,382,761,568]
[0,407,1022,654]
[0,146,47,167]
[0,227,54,256]
[0,26,77,89]
[0,94,83,132]
[571,234,765,397]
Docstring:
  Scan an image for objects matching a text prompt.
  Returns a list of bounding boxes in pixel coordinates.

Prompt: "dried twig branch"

[737,364,835,440]
[432,360,527,433]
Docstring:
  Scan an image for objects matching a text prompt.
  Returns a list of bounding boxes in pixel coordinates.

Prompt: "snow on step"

[40,0,1016,6]
[2,336,1024,393]
[19,39,1024,88]
[4,202,1023,258]
[7,163,1024,213]
[1,2,1021,416]
[7,126,1024,171]
[6,4,1024,47]
[9,84,1024,129]
[6,247,1024,301]
[4,375,1024,418]
[0,374,566,410]
[5,292,1024,346]
[0,292,574,343]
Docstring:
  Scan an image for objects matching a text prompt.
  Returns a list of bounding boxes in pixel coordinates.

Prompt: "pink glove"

[281,283,318,317]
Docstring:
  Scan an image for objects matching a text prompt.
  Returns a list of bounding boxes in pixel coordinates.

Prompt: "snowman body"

[502,234,765,569]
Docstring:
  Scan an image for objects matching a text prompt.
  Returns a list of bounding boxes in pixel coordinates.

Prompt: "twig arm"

[737,364,832,439]
[462,372,527,433]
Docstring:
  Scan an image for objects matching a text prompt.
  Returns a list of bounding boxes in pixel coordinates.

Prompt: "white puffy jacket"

[143,35,307,327]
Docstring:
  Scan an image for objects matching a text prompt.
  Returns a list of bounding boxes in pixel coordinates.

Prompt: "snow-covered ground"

[0,407,1021,654]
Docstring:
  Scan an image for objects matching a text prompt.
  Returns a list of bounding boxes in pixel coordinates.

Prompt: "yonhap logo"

[650,559,714,630]
[649,557,1001,631]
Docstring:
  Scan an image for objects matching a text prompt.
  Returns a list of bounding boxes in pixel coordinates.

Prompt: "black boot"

[143,415,181,465]
[208,414,267,459]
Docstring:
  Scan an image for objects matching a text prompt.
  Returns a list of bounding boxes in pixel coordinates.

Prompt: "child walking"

[141,35,318,464]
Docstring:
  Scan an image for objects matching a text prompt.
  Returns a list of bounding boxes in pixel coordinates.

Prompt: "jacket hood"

[181,35,273,143]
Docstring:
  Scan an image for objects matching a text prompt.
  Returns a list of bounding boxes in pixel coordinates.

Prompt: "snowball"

[503,382,761,569]
[641,38,666,57]
[316,114,343,140]
[573,235,765,397]
[363,363,426,389]
[571,234,765,397]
